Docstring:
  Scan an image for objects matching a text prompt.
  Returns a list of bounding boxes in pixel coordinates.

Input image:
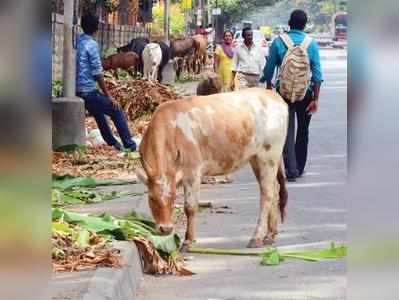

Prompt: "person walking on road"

[260,9,323,182]
[76,14,137,151]
[214,31,234,91]
[231,27,266,91]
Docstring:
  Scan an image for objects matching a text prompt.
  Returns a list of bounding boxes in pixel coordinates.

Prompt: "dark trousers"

[77,90,136,150]
[283,90,313,178]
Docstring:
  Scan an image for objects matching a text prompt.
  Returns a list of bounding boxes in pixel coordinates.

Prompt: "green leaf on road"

[261,247,284,266]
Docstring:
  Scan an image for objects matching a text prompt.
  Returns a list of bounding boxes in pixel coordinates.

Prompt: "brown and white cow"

[136,88,289,248]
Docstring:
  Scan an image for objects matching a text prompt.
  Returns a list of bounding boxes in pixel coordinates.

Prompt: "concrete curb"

[83,241,143,300]
[52,241,143,300]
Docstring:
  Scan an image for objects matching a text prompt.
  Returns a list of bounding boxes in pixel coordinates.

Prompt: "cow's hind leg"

[248,152,280,248]
[181,173,201,251]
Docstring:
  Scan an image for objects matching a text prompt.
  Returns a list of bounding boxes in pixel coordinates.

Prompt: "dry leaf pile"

[52,145,140,179]
[52,231,122,272]
[133,237,194,276]
[105,78,181,121]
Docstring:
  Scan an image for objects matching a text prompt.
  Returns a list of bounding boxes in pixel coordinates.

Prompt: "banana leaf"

[52,208,120,234]
[52,174,137,190]
[261,242,347,266]
[281,242,347,261]
[52,188,142,207]
[148,234,181,255]
[188,242,347,266]
[52,208,180,255]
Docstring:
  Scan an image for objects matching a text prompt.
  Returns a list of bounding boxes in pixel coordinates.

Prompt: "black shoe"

[286,176,296,182]
[113,143,123,151]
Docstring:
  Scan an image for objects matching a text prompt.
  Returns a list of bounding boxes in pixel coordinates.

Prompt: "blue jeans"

[283,90,313,178]
[77,90,136,150]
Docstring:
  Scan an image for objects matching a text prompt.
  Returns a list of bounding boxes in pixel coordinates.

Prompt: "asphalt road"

[137,49,347,300]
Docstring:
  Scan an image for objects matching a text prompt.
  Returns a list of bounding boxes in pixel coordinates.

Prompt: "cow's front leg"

[152,66,158,81]
[181,176,200,250]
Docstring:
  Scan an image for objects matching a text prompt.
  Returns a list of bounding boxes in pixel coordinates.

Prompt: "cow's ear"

[135,167,148,186]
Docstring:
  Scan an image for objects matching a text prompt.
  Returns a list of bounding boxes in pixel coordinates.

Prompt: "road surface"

[137,49,347,300]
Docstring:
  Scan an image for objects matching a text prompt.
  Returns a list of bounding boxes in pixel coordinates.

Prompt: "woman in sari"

[214,31,234,91]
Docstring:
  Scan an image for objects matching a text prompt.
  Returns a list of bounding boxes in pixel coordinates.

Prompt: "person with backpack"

[260,9,323,182]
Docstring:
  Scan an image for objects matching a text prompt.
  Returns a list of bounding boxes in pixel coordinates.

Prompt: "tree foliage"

[216,0,279,25]
[152,2,185,35]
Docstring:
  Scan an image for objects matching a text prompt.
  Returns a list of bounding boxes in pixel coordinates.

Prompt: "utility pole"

[198,0,203,27]
[63,0,75,96]
[164,0,170,44]
[207,0,211,26]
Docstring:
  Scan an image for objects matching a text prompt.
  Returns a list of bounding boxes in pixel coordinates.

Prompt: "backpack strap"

[280,33,294,50]
[300,35,313,51]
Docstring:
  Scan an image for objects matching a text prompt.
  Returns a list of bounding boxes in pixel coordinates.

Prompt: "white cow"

[142,43,163,81]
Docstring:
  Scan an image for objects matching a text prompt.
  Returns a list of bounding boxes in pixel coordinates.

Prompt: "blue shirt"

[76,34,103,93]
[260,30,323,87]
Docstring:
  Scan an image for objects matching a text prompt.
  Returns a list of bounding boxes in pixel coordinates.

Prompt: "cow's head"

[135,156,183,235]
[102,56,112,71]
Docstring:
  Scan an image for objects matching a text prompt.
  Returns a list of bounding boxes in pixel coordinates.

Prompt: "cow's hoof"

[247,238,264,248]
[263,236,276,246]
[180,240,193,252]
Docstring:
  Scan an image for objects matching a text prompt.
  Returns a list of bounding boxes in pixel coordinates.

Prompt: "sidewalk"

[51,184,149,300]
[52,241,143,300]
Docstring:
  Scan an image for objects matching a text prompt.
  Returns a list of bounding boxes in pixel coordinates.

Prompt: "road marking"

[287,182,345,188]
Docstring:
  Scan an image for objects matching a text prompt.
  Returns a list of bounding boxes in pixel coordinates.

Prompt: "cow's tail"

[277,161,288,222]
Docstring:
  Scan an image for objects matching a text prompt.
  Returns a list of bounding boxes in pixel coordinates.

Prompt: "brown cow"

[192,34,208,74]
[102,52,140,77]
[136,88,289,249]
[170,37,196,79]
[196,73,222,96]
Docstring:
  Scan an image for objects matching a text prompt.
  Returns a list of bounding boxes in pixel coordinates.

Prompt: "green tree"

[152,2,185,35]
[216,0,279,26]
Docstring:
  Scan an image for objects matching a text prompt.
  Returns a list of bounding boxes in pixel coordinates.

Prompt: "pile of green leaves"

[52,175,141,207]
[102,47,118,59]
[52,208,180,255]
[52,220,122,272]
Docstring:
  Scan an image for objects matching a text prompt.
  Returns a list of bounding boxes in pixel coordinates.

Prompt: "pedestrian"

[260,9,323,182]
[231,27,266,91]
[205,23,215,46]
[214,30,234,91]
[75,14,137,151]
[196,24,206,35]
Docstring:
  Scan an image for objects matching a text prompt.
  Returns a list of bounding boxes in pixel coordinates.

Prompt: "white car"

[233,30,269,56]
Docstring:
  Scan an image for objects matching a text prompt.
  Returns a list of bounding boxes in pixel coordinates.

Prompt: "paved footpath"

[136,50,347,300]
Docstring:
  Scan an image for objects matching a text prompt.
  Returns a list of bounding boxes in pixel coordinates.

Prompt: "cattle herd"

[101,35,209,83]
